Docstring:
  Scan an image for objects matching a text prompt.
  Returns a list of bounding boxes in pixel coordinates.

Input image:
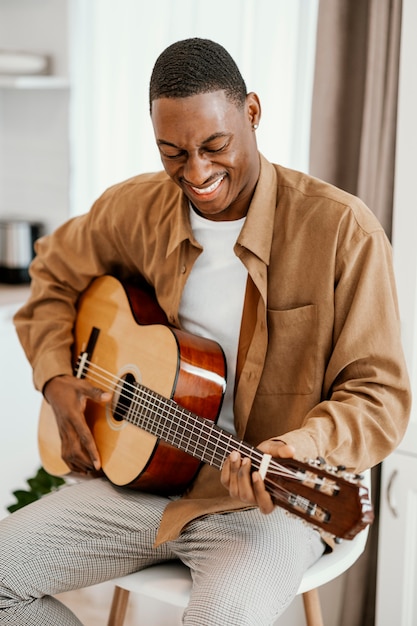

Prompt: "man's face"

[151,90,261,221]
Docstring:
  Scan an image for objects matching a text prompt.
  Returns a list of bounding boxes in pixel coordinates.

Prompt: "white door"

[376,452,417,626]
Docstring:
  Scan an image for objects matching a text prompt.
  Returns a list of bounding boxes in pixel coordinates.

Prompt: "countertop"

[0,283,30,308]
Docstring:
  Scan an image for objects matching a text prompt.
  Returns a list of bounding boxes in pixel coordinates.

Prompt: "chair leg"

[107,586,130,626]
[302,588,324,626]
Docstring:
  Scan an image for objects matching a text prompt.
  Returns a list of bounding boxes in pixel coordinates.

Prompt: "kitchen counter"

[0,283,31,308]
[0,282,41,519]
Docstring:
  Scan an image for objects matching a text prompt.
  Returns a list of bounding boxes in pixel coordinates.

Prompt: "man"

[0,38,410,625]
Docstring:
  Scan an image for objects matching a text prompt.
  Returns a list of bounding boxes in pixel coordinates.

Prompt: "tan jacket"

[14,154,411,544]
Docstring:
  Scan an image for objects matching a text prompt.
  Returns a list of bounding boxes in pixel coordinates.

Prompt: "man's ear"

[246,92,261,128]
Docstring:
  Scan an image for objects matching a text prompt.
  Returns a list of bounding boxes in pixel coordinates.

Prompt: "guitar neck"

[124,381,262,472]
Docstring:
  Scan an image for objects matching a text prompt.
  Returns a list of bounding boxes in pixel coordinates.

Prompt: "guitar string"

[78,357,325,487]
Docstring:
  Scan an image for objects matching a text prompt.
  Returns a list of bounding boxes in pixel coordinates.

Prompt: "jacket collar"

[166,193,196,258]
[236,153,277,267]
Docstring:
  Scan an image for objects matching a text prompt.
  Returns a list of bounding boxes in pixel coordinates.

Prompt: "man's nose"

[183,153,211,186]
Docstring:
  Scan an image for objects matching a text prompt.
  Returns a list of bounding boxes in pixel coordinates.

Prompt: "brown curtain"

[309,0,402,240]
[309,1,403,625]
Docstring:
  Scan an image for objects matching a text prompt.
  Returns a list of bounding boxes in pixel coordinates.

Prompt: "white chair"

[107,472,371,626]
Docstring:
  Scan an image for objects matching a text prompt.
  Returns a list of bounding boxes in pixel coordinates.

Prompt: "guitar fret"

[197,421,217,465]
[146,390,167,437]
[175,406,187,451]
[183,414,219,468]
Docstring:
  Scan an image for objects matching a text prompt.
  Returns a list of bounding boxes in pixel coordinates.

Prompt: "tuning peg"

[308,456,326,467]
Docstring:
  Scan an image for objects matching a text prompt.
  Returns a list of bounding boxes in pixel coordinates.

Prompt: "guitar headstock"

[264,457,374,540]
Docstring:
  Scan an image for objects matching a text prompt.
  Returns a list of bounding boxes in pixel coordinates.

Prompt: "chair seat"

[111,562,192,608]
[298,524,369,594]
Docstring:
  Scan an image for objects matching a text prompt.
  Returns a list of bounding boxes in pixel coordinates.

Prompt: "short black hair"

[149,38,247,111]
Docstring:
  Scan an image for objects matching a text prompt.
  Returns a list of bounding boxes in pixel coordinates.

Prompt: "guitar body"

[38,275,226,494]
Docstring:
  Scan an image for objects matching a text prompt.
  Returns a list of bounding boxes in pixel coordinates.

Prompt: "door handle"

[386,469,399,518]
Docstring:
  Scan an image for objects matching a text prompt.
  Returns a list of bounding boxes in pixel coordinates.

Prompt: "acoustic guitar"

[38,275,374,540]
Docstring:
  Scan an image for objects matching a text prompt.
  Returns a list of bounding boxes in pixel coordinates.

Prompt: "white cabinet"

[0,298,42,518]
[376,452,417,625]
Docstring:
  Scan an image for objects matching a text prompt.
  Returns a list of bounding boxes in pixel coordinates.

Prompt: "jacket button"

[180,265,186,274]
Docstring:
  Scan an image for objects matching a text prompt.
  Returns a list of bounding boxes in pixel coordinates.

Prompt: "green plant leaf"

[7,489,39,513]
[7,467,66,513]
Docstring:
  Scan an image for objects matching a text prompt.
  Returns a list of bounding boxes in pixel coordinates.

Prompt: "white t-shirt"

[178,207,248,435]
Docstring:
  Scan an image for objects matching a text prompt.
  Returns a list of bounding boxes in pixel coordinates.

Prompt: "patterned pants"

[0,477,324,625]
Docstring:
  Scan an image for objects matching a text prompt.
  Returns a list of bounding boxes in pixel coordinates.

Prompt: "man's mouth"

[188,175,225,196]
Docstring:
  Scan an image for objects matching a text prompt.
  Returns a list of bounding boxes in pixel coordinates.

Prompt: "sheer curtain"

[68,0,318,215]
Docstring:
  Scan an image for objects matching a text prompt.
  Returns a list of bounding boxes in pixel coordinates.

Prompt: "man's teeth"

[192,176,224,195]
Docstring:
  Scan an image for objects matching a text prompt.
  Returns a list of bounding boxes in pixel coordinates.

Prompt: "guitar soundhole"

[113,373,136,422]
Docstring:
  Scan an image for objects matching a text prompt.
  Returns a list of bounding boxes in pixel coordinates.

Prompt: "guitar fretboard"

[123,381,264,473]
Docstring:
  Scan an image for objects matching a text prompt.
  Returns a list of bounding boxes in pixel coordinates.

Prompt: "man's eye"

[206,142,228,153]
[161,150,184,160]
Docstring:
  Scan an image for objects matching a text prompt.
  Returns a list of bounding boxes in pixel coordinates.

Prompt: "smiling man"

[0,38,410,625]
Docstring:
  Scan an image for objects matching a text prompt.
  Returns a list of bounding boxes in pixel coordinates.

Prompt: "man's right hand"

[43,375,112,475]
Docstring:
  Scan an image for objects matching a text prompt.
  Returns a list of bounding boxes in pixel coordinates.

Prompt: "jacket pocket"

[257,304,317,395]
